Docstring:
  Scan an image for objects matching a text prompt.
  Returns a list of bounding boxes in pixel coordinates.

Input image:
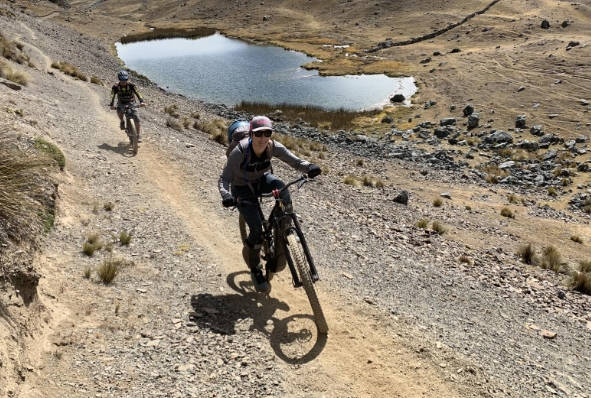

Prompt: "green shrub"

[33,137,66,170]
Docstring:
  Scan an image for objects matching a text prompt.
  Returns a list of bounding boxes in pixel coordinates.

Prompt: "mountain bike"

[236,175,328,334]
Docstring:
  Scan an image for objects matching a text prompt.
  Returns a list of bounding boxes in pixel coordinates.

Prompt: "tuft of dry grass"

[234,101,380,131]
[431,220,447,235]
[416,218,428,229]
[507,193,519,204]
[480,164,509,184]
[547,186,558,197]
[51,61,88,81]
[90,76,103,86]
[580,260,591,273]
[458,255,472,265]
[97,258,119,284]
[0,33,32,65]
[343,175,360,187]
[517,243,535,265]
[500,207,515,219]
[83,232,103,256]
[0,60,29,86]
[103,202,115,211]
[540,245,561,273]
[433,198,443,207]
[568,271,591,295]
[164,104,180,118]
[571,235,583,244]
[83,266,92,279]
[119,230,132,246]
[356,159,364,166]
[0,127,55,247]
[167,117,184,131]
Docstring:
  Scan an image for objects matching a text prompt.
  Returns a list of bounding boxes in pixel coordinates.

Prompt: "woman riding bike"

[218,116,321,292]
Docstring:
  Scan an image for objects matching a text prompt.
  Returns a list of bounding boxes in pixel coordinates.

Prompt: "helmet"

[250,116,273,132]
[117,70,129,81]
[227,120,250,143]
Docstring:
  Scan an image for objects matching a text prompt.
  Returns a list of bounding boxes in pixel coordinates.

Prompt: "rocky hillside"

[0,1,591,397]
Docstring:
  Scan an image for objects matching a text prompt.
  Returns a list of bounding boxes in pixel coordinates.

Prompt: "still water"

[116,33,416,110]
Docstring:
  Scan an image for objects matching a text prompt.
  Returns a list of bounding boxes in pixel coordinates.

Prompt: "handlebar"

[230,174,315,207]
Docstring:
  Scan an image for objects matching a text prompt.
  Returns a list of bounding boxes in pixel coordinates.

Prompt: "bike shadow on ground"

[98,142,134,157]
[189,271,327,364]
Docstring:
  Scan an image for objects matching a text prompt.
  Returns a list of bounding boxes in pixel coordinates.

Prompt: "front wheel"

[127,118,138,155]
[285,233,328,334]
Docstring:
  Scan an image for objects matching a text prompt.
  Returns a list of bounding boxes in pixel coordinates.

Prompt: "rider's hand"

[222,196,236,208]
[140,102,147,107]
[110,105,116,110]
[307,164,321,179]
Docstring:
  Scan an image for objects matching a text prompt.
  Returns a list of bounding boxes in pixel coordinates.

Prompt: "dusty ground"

[1,0,591,397]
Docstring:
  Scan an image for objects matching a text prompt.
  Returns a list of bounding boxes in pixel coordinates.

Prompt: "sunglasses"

[252,130,273,138]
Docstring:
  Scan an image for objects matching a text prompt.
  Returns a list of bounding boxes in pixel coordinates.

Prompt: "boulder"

[390,94,405,103]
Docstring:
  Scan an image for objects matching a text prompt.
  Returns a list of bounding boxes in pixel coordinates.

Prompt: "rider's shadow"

[189,271,327,364]
[98,142,132,156]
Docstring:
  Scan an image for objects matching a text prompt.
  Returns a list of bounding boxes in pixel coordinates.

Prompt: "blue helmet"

[117,70,129,81]
[227,120,250,142]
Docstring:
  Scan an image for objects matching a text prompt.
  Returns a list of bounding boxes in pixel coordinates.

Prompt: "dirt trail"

[10,31,475,398]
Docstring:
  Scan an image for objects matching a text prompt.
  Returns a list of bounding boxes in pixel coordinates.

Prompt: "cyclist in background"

[109,70,146,142]
[218,116,321,292]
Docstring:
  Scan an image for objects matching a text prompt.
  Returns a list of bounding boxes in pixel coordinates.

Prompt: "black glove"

[222,196,236,208]
[307,164,321,178]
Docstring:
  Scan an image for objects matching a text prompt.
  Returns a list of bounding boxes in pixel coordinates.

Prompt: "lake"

[116,33,416,111]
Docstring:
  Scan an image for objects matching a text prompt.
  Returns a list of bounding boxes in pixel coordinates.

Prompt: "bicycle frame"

[249,176,320,287]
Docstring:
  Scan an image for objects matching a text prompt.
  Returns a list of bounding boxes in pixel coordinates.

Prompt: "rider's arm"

[218,146,243,200]
[272,140,311,174]
[132,84,144,103]
[109,84,118,106]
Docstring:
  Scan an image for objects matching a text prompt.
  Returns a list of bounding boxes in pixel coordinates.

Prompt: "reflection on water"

[116,33,416,110]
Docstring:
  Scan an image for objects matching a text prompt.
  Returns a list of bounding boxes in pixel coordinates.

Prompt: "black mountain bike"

[123,104,138,155]
[236,175,329,334]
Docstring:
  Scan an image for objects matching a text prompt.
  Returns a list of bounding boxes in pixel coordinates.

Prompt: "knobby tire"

[285,233,328,334]
[128,119,138,155]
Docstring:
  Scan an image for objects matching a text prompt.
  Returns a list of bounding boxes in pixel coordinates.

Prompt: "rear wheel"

[128,118,138,155]
[285,233,328,334]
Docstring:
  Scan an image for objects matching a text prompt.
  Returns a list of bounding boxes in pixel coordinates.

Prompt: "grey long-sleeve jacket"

[218,138,311,200]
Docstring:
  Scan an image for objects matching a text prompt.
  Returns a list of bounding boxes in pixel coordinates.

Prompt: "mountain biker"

[109,70,146,142]
[218,116,322,292]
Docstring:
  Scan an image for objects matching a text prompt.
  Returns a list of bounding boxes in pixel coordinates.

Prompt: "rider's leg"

[117,111,125,130]
[135,121,142,142]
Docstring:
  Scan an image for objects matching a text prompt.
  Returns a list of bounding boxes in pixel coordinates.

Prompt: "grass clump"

[0,60,29,86]
[433,198,443,207]
[507,193,519,204]
[568,271,591,295]
[0,128,55,247]
[356,159,364,166]
[0,32,32,66]
[547,186,558,196]
[82,232,103,256]
[33,137,66,170]
[580,260,591,273]
[90,76,103,86]
[119,230,132,246]
[166,117,184,131]
[361,175,385,188]
[164,104,180,118]
[458,255,472,265]
[465,205,472,211]
[96,257,123,284]
[343,175,360,187]
[571,235,583,244]
[83,266,92,279]
[51,61,88,81]
[234,101,380,131]
[103,202,115,211]
[500,207,515,219]
[540,245,562,273]
[416,218,429,229]
[517,243,535,265]
[431,220,447,235]
[480,164,509,184]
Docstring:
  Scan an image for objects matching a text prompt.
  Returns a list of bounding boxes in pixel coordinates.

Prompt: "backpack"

[226,120,250,157]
